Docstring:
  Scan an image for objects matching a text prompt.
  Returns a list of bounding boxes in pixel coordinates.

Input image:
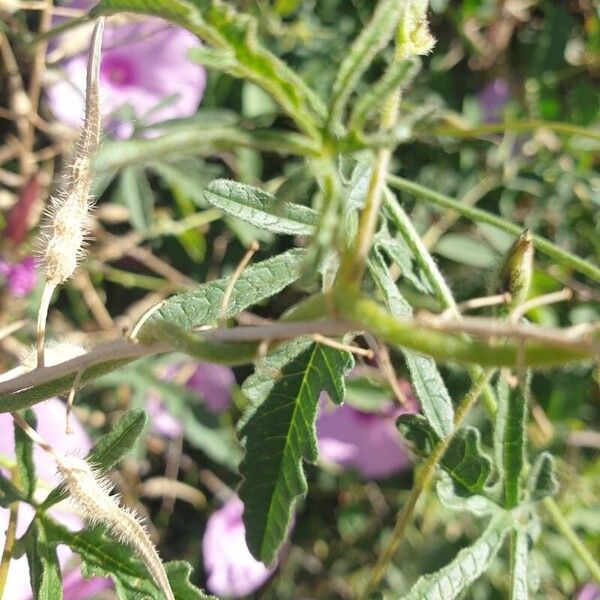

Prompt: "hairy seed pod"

[55,455,175,600]
[36,18,104,368]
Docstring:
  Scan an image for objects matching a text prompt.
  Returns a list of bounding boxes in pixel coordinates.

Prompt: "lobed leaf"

[436,473,498,517]
[400,513,511,600]
[204,179,318,235]
[238,341,353,565]
[398,414,492,494]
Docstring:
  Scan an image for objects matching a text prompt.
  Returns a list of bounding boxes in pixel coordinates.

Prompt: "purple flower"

[316,382,418,479]
[186,362,236,414]
[0,256,37,297]
[202,496,275,597]
[0,399,112,599]
[578,584,600,600]
[477,78,510,123]
[46,13,206,138]
[149,362,235,438]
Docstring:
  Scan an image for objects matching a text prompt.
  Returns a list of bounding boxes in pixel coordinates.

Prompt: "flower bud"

[397,0,436,58]
[496,229,534,309]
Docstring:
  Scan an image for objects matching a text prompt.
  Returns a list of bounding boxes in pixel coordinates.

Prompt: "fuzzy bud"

[55,455,175,600]
[397,0,436,58]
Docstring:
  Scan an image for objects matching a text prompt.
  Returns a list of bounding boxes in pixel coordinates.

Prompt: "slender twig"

[431,119,600,143]
[387,174,600,283]
[219,241,259,323]
[361,368,495,598]
[0,470,19,598]
[542,497,600,583]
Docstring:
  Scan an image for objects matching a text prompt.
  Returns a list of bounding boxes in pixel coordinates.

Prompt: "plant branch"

[387,175,600,283]
[542,497,600,583]
[361,368,496,598]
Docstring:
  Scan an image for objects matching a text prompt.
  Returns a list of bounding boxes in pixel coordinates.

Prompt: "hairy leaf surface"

[41,518,214,600]
[204,179,317,235]
[238,341,353,565]
[25,520,63,600]
[401,513,511,600]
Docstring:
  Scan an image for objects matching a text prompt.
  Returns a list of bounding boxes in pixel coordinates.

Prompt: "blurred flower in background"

[0,399,112,599]
[477,78,510,123]
[148,361,235,438]
[46,5,206,138]
[316,380,418,479]
[0,255,37,297]
[202,496,275,597]
[578,584,600,600]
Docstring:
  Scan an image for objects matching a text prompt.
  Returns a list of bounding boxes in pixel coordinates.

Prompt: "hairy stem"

[361,368,495,597]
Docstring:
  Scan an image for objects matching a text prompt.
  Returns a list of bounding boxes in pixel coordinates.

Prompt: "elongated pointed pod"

[36,18,104,367]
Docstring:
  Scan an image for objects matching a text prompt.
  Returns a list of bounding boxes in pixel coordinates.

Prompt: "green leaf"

[436,473,498,517]
[87,408,148,470]
[348,57,420,131]
[0,474,27,506]
[442,427,493,495]
[398,414,492,494]
[400,513,511,600]
[14,409,36,499]
[204,179,318,235]
[96,125,315,173]
[142,248,305,332]
[116,167,153,230]
[368,251,454,439]
[91,0,325,136]
[328,0,406,127]
[510,527,530,600]
[528,452,559,501]
[376,234,433,295]
[495,376,528,507]
[41,409,147,510]
[25,519,63,600]
[41,517,214,599]
[238,342,353,565]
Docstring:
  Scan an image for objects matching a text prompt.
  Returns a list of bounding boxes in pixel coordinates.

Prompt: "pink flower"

[578,584,600,600]
[185,362,236,414]
[202,496,274,597]
[46,13,206,138]
[149,362,235,438]
[0,399,112,599]
[316,382,418,480]
[0,256,37,297]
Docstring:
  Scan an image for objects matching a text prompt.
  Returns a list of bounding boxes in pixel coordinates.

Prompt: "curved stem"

[387,175,600,283]
[361,368,495,598]
[36,282,55,368]
[0,469,19,598]
[542,497,600,583]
